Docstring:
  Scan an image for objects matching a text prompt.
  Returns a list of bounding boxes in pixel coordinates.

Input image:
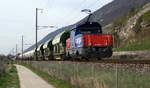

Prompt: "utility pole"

[116,64,118,88]
[35,8,38,61]
[16,44,18,60]
[22,35,24,60]
[35,8,56,61]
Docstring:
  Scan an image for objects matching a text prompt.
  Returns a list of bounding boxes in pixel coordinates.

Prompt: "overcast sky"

[0,0,113,55]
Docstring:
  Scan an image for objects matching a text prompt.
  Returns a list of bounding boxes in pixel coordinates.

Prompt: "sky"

[0,0,113,55]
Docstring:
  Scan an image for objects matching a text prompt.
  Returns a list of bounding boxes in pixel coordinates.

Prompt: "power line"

[40,0,89,28]
[42,0,89,27]
[63,0,88,25]
[73,0,103,24]
[22,35,24,60]
[86,0,100,9]
[63,0,100,26]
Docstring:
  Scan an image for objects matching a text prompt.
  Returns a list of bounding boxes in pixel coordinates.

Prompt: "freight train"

[19,22,113,60]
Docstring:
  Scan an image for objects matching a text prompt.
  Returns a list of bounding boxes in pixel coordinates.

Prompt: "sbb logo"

[75,37,82,45]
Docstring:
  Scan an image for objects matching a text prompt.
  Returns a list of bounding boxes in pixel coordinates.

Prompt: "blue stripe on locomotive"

[70,29,83,49]
[74,34,83,48]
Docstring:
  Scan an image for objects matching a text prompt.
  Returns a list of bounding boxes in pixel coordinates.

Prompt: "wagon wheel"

[82,56,89,61]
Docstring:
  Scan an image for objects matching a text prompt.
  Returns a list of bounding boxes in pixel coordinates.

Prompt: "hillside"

[25,0,150,52]
[92,0,150,25]
[110,3,150,51]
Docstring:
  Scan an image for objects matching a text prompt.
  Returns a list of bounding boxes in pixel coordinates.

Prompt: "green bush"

[140,10,150,23]
[0,65,20,88]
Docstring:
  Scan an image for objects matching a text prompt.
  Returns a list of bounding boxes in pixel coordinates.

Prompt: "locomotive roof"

[71,22,101,30]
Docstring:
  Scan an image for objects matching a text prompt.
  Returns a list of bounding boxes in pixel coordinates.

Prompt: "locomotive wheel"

[82,56,89,61]
[71,57,76,61]
[97,57,101,60]
[65,53,71,60]
[106,48,112,57]
[61,55,68,61]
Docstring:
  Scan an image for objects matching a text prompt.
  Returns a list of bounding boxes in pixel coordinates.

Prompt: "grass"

[117,71,150,88]
[23,64,74,88]
[0,65,20,88]
[114,36,150,52]
[140,10,150,23]
[22,61,150,88]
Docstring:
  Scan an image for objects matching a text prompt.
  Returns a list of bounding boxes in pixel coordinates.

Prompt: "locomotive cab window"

[76,27,102,34]
[75,22,102,35]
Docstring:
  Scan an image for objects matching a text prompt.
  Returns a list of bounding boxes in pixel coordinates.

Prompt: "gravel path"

[15,65,55,88]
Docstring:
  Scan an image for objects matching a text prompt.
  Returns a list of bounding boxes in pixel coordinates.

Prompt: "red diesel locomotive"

[66,22,113,59]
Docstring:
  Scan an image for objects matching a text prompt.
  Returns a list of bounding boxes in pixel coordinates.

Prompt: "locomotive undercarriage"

[66,46,112,60]
[82,47,112,59]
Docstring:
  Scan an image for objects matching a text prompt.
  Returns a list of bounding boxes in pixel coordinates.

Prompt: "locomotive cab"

[75,22,102,35]
[66,22,113,59]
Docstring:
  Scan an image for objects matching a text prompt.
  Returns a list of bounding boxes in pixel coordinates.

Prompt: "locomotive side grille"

[83,35,112,47]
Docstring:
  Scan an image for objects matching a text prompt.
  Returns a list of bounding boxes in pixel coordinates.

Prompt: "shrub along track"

[23,59,150,75]
[20,59,150,88]
[22,50,150,74]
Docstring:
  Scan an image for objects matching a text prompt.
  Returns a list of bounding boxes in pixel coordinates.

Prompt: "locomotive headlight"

[105,42,108,45]
[89,42,92,46]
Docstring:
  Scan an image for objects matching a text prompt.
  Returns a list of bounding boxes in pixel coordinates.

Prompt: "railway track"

[24,50,150,64]
[97,59,150,64]
[30,59,150,64]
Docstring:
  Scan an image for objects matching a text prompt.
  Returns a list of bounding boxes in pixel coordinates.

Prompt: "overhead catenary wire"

[62,0,89,25]
[27,0,104,52]
[9,48,15,55]
[86,0,100,9]
[64,0,102,25]
[43,0,103,26]
[43,0,89,27]
[40,0,100,28]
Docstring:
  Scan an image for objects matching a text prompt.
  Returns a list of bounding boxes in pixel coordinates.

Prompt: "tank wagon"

[22,22,113,60]
[19,49,34,60]
[27,50,35,60]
